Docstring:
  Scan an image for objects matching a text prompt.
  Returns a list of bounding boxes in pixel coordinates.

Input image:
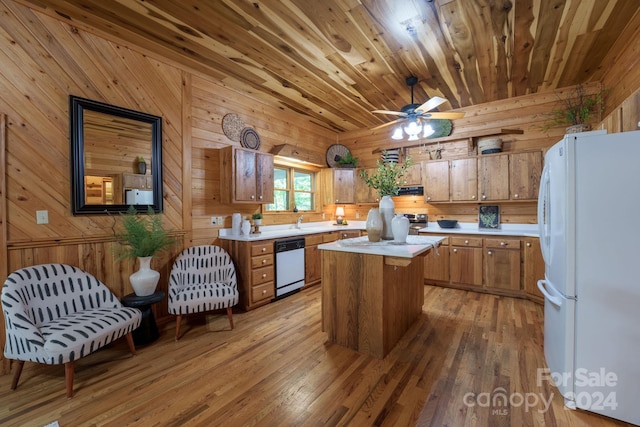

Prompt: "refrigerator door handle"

[538,165,551,264]
[537,279,562,307]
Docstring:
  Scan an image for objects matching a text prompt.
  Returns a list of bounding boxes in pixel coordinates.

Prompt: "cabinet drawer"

[252,266,274,285]
[251,254,273,269]
[251,242,274,256]
[305,234,324,246]
[339,230,360,239]
[323,232,339,242]
[252,282,275,303]
[450,237,483,247]
[485,238,520,249]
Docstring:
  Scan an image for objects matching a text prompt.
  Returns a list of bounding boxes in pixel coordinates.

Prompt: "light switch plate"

[36,210,49,224]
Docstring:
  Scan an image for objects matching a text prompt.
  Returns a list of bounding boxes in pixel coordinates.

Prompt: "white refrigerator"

[537,130,640,424]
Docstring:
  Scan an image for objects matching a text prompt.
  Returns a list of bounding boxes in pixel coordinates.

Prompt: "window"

[266,166,316,211]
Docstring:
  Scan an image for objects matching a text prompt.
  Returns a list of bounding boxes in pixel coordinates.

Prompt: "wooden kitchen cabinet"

[450,158,478,201]
[220,146,274,204]
[422,235,449,282]
[523,237,544,302]
[304,233,323,287]
[484,237,521,292]
[321,168,355,205]
[509,151,543,200]
[356,167,379,203]
[422,160,450,202]
[220,239,275,310]
[478,154,509,201]
[402,163,422,186]
[449,236,483,287]
[122,173,153,190]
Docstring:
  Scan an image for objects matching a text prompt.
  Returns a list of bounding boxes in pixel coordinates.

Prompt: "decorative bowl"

[437,219,458,229]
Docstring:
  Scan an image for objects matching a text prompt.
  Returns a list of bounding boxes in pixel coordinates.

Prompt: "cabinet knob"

[259,195,263,200]
[488,250,493,255]
[427,196,431,201]
[342,233,347,238]
[262,273,267,278]
[262,259,266,264]
[464,240,469,244]
[500,241,506,246]
[471,195,476,200]
[526,242,531,247]
[262,247,266,252]
[453,248,458,253]
[514,194,519,198]
[251,195,255,200]
[482,194,487,200]
[262,290,267,295]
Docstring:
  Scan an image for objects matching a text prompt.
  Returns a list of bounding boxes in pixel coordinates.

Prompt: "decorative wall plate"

[240,127,261,150]
[326,144,351,167]
[222,113,245,142]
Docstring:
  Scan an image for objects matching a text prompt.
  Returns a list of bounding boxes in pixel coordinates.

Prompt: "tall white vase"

[379,195,395,240]
[391,214,410,243]
[129,256,160,296]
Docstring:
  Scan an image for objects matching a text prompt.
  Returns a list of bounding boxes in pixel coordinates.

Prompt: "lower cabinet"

[221,238,275,311]
[304,234,323,287]
[422,233,542,302]
[449,237,483,287]
[484,237,521,292]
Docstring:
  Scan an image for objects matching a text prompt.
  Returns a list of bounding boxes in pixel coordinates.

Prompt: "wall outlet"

[36,210,49,224]
[210,216,217,225]
[355,211,360,219]
[217,216,224,226]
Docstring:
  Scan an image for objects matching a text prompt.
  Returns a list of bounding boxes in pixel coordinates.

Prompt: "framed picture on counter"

[479,205,500,229]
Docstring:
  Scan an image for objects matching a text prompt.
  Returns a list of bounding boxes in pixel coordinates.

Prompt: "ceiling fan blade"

[372,109,406,116]
[421,112,466,120]
[372,118,402,130]
[414,96,447,113]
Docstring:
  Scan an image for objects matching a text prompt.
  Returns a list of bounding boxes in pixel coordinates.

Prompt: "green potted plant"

[542,84,607,133]
[115,206,175,296]
[336,152,359,168]
[251,212,263,226]
[359,152,412,240]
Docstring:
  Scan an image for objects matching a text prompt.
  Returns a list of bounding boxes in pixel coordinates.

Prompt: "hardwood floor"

[0,285,633,427]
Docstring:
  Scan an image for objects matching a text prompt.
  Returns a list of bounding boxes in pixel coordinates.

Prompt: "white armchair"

[168,245,239,340]
[1,264,142,398]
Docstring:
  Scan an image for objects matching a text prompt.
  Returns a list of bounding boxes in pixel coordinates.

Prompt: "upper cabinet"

[321,168,355,205]
[401,163,422,186]
[220,146,274,204]
[423,150,542,204]
[509,151,543,200]
[356,167,379,204]
[422,160,450,202]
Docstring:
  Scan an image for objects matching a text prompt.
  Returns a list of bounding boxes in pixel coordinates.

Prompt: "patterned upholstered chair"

[168,245,239,340]
[1,264,142,398]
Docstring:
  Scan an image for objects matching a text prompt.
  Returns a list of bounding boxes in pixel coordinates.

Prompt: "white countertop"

[418,222,539,237]
[318,235,446,258]
[218,220,538,241]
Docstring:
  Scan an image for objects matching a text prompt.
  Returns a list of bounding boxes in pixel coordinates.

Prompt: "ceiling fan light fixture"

[422,123,435,138]
[391,127,404,140]
[404,120,422,140]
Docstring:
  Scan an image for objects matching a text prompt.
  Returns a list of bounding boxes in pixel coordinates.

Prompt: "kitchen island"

[319,235,444,358]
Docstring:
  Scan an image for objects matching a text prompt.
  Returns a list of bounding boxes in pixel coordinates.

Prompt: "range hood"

[397,186,424,196]
[270,144,325,167]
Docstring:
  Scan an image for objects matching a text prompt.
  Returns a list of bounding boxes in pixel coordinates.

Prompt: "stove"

[402,213,428,235]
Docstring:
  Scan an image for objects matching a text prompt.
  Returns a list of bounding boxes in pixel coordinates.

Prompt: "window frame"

[265,162,319,213]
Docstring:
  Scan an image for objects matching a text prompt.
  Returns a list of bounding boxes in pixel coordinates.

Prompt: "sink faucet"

[296,215,303,229]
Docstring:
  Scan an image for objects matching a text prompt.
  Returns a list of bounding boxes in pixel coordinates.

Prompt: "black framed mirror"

[70,95,163,214]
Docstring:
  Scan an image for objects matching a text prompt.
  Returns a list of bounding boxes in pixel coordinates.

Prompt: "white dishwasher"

[274,237,305,298]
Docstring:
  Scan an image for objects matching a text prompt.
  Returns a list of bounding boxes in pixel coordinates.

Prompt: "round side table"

[121,291,165,346]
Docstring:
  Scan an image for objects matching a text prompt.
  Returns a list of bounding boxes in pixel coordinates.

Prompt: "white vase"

[379,195,395,240]
[365,208,383,242]
[231,213,242,235]
[241,219,251,235]
[391,214,410,243]
[129,256,160,296]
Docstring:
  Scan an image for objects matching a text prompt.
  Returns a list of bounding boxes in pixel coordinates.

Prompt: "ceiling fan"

[372,76,465,140]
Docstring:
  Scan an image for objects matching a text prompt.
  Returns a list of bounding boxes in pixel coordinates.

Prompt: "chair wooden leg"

[227,307,234,330]
[10,360,25,390]
[125,332,137,355]
[175,314,182,341]
[65,361,74,399]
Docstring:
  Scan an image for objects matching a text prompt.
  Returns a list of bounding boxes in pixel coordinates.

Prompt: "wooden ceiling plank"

[528,0,567,92]
[511,0,535,96]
